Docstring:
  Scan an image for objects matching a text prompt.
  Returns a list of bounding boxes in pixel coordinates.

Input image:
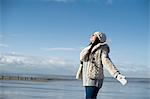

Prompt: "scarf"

[80,42,107,62]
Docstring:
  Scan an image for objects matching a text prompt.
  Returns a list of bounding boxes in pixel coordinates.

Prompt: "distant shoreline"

[0,75,76,82]
[0,73,150,83]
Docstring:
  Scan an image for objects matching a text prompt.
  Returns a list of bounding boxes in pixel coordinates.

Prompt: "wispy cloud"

[0,44,9,48]
[0,53,149,77]
[0,34,3,38]
[105,0,113,5]
[44,0,74,3]
[0,53,77,75]
[103,60,149,78]
[50,0,65,1]
[0,53,75,66]
[0,34,8,48]
[49,0,114,4]
[41,47,79,51]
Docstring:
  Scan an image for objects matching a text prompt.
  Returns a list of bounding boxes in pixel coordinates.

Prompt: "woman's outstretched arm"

[101,46,127,85]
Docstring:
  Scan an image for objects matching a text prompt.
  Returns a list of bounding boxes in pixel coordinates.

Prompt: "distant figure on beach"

[76,31,128,99]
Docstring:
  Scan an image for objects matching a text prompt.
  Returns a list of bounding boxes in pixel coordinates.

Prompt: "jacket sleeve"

[76,61,83,80]
[101,46,120,78]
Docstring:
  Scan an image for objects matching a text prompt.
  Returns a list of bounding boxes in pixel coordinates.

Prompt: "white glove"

[116,74,128,86]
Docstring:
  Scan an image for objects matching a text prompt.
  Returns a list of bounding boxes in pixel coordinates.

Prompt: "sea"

[0,75,149,99]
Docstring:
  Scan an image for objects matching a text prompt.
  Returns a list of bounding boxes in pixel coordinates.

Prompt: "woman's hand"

[116,74,128,86]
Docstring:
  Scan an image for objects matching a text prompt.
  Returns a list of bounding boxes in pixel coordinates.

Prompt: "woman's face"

[90,34,97,43]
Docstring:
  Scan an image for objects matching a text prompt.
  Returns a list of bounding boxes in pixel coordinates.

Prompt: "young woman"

[76,31,127,99]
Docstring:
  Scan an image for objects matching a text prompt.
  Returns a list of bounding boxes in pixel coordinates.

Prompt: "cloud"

[0,53,75,66]
[50,0,65,1]
[0,44,9,48]
[100,56,149,78]
[0,34,3,38]
[0,34,9,48]
[51,0,114,4]
[41,47,78,51]
[0,53,149,78]
[44,0,74,3]
[105,0,113,5]
[0,53,77,75]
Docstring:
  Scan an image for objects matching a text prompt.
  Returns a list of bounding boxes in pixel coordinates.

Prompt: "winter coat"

[76,43,120,87]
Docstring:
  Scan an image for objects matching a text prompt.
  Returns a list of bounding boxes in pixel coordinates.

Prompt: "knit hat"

[93,31,107,43]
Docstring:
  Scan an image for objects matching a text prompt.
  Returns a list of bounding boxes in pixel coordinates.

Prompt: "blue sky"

[0,0,149,78]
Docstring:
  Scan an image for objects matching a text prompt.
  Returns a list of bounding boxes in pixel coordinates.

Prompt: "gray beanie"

[93,31,107,43]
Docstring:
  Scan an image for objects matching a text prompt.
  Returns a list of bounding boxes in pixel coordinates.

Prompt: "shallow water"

[0,78,149,99]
